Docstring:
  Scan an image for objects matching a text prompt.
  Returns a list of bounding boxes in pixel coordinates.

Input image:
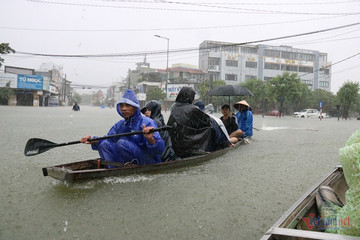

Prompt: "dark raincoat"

[167,87,229,158]
[92,90,164,165]
[144,100,177,162]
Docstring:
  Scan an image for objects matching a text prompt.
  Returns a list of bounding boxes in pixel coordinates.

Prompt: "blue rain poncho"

[92,90,164,165]
[235,109,253,137]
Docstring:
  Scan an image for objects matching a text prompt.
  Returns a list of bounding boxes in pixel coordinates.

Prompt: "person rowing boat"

[80,89,165,167]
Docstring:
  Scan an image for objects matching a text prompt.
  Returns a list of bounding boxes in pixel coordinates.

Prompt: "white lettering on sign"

[19,76,41,83]
[26,77,41,83]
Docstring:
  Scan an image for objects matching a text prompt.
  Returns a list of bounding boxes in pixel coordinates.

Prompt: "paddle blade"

[24,138,57,156]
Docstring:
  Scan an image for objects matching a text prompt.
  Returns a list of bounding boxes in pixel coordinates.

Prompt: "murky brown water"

[1,105,358,239]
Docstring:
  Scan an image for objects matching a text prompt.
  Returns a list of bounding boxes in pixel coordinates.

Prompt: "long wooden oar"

[24,125,173,157]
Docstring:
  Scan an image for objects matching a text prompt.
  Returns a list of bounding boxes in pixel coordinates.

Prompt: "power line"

[0,16,345,32]
[28,0,360,15]
[299,52,360,77]
[15,22,360,58]
[100,0,360,5]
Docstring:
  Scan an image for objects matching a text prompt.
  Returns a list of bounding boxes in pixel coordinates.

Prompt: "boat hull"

[43,140,246,182]
[261,166,360,240]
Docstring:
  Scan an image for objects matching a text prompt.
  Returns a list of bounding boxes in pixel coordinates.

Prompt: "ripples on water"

[1,106,359,240]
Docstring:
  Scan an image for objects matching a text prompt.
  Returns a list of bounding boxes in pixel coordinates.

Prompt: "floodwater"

[1,105,359,240]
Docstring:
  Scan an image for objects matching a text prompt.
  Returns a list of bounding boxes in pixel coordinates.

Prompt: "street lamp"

[154,34,169,112]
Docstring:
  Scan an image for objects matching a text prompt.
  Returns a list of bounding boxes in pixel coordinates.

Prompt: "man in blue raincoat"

[81,90,165,165]
[232,100,253,138]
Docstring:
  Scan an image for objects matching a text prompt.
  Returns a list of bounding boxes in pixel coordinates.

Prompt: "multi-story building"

[199,40,331,91]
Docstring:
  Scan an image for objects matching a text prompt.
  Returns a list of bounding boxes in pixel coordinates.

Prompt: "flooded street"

[1,105,359,240]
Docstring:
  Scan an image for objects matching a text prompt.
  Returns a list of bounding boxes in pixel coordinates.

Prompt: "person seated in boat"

[231,100,253,139]
[141,100,177,162]
[203,103,235,145]
[167,87,230,158]
[72,102,80,111]
[220,104,240,143]
[80,89,165,166]
[193,100,205,112]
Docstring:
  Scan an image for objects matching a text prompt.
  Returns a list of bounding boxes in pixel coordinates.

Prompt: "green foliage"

[267,72,306,115]
[0,43,15,68]
[198,79,226,105]
[240,79,269,113]
[337,81,360,119]
[0,81,13,105]
[311,89,335,113]
[146,86,166,102]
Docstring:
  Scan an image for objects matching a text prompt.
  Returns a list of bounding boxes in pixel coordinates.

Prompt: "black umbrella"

[207,84,253,105]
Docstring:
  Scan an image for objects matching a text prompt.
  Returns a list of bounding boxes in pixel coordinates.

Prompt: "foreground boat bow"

[261,166,360,240]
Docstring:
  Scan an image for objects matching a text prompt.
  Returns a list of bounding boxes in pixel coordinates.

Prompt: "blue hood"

[116,90,140,117]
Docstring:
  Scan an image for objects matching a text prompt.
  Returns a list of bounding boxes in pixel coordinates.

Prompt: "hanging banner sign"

[17,74,43,90]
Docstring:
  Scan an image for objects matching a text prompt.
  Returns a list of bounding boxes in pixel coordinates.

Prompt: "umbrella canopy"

[207,85,253,96]
[207,85,253,106]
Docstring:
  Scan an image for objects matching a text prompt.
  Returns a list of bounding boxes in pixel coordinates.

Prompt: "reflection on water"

[1,106,359,240]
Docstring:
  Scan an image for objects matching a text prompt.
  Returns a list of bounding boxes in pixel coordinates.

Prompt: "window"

[264,49,280,58]
[302,80,313,86]
[209,73,219,80]
[281,64,298,72]
[226,60,238,67]
[245,75,257,81]
[209,58,220,71]
[225,74,237,81]
[264,63,280,70]
[209,58,220,65]
[320,68,330,75]
[301,53,315,61]
[241,46,257,54]
[245,61,257,68]
[281,51,298,60]
[299,66,313,73]
[222,45,239,53]
[319,81,329,87]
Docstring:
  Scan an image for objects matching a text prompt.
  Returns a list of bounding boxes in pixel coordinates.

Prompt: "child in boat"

[141,100,177,162]
[80,89,165,166]
[220,104,239,143]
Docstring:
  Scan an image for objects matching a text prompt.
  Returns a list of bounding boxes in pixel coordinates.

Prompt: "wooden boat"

[260,165,360,240]
[42,139,248,182]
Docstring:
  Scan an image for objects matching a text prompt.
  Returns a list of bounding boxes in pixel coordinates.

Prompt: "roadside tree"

[199,79,226,105]
[0,43,15,68]
[311,89,336,114]
[337,81,360,119]
[240,78,270,114]
[0,81,12,105]
[267,72,305,116]
[146,86,166,102]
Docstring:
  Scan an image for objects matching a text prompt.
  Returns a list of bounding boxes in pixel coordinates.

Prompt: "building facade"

[2,65,71,106]
[199,40,331,91]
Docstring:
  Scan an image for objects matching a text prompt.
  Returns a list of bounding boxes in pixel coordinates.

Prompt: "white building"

[199,40,331,91]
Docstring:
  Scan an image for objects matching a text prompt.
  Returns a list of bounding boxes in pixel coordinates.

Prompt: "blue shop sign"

[17,75,43,90]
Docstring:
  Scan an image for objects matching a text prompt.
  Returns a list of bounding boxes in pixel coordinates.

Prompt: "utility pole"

[154,34,169,112]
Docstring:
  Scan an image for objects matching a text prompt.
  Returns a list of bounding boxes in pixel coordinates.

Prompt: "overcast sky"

[1,0,360,93]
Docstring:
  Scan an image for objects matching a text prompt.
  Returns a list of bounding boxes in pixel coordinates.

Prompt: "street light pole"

[154,34,169,112]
